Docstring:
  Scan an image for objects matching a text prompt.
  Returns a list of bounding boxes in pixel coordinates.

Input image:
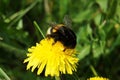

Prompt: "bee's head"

[47,23,65,35]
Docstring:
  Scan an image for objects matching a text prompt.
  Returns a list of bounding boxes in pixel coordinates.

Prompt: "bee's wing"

[63,15,72,28]
[47,22,57,27]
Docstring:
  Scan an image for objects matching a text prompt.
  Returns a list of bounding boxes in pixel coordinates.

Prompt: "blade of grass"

[8,0,41,28]
[0,41,26,59]
[33,21,45,39]
[0,68,11,80]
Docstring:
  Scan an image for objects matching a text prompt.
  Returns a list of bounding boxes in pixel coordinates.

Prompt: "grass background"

[0,0,120,80]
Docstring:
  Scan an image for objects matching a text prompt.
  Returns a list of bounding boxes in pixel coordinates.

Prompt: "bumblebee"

[46,22,76,49]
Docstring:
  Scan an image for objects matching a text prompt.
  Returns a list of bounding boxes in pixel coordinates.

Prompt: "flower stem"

[55,76,61,80]
[33,21,45,39]
[89,65,98,76]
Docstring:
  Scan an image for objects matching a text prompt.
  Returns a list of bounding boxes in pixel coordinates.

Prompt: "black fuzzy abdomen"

[52,26,76,49]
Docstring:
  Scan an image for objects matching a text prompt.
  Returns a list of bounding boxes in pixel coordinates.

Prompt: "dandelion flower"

[88,76,109,80]
[24,38,78,77]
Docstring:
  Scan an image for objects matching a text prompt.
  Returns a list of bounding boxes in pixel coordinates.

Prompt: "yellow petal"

[24,38,79,77]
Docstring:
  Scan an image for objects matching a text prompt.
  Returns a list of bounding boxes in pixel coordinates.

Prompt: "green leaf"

[96,0,108,12]
[87,24,92,35]
[92,40,105,58]
[77,25,91,43]
[78,45,90,60]
[110,34,120,51]
[16,19,23,30]
[94,13,102,26]
[73,9,93,22]
[115,0,120,20]
[98,29,106,40]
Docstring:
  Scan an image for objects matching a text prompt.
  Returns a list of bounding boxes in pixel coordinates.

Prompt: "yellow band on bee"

[52,24,65,33]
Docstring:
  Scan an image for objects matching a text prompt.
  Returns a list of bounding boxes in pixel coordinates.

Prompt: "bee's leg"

[47,34,57,43]
[46,34,51,39]
[52,39,57,45]
[52,35,59,45]
[63,48,66,52]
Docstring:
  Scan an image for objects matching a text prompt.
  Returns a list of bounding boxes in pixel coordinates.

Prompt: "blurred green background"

[0,0,120,80]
